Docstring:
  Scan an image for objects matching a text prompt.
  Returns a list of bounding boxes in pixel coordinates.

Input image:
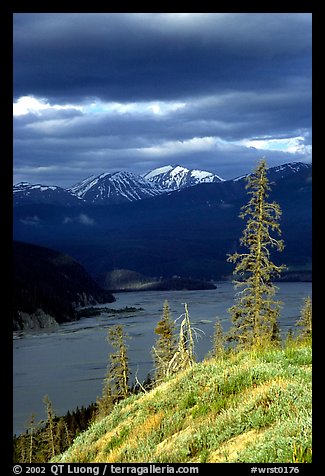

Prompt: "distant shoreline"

[106,273,312,293]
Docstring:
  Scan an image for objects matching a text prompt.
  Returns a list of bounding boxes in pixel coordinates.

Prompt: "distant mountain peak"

[13,182,83,206]
[270,161,311,176]
[143,164,224,190]
[231,161,311,183]
[68,170,165,204]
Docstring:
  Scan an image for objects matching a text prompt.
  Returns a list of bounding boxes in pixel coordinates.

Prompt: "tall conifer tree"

[296,296,312,340]
[227,159,285,347]
[41,395,57,459]
[105,325,130,402]
[152,300,177,383]
[212,318,225,359]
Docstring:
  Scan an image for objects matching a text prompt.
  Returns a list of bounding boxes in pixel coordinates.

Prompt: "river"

[13,281,312,435]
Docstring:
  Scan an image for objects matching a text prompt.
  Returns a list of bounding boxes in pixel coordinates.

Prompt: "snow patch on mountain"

[13,182,31,192]
[68,171,166,204]
[271,162,310,176]
[191,169,224,182]
[143,165,224,190]
[144,165,174,180]
[13,182,83,206]
[68,175,99,198]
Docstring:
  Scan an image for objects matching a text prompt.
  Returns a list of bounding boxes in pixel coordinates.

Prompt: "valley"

[12,160,313,462]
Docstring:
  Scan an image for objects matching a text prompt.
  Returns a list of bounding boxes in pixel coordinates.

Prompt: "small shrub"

[181,393,197,410]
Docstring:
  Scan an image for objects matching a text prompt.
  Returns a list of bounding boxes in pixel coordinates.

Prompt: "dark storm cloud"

[14,13,311,103]
[13,13,312,186]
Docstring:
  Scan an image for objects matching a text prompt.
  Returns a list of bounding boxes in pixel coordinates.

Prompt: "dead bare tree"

[167,303,196,376]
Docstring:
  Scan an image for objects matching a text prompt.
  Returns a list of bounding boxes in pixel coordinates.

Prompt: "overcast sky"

[13,13,312,187]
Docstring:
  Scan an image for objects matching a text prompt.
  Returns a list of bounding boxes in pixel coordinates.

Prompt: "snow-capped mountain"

[143,165,224,190]
[267,162,311,180]
[14,161,312,282]
[13,162,311,207]
[231,161,311,183]
[13,182,83,206]
[68,171,165,204]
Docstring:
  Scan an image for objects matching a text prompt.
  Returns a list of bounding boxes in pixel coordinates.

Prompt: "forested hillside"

[13,241,115,330]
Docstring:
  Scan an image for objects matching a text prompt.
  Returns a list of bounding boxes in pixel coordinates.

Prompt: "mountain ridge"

[13,164,226,206]
[13,182,84,206]
[13,161,311,206]
[13,162,312,282]
[67,170,165,204]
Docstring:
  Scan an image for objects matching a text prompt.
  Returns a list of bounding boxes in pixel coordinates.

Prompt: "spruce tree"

[296,296,312,340]
[105,325,130,402]
[24,414,38,463]
[152,300,177,384]
[41,395,57,459]
[27,414,36,463]
[97,381,114,420]
[227,159,285,348]
[54,418,72,453]
[212,318,225,359]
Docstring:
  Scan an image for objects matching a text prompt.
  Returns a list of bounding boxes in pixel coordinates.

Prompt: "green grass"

[52,340,311,463]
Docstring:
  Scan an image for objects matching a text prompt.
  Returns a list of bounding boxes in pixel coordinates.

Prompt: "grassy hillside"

[53,341,311,463]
